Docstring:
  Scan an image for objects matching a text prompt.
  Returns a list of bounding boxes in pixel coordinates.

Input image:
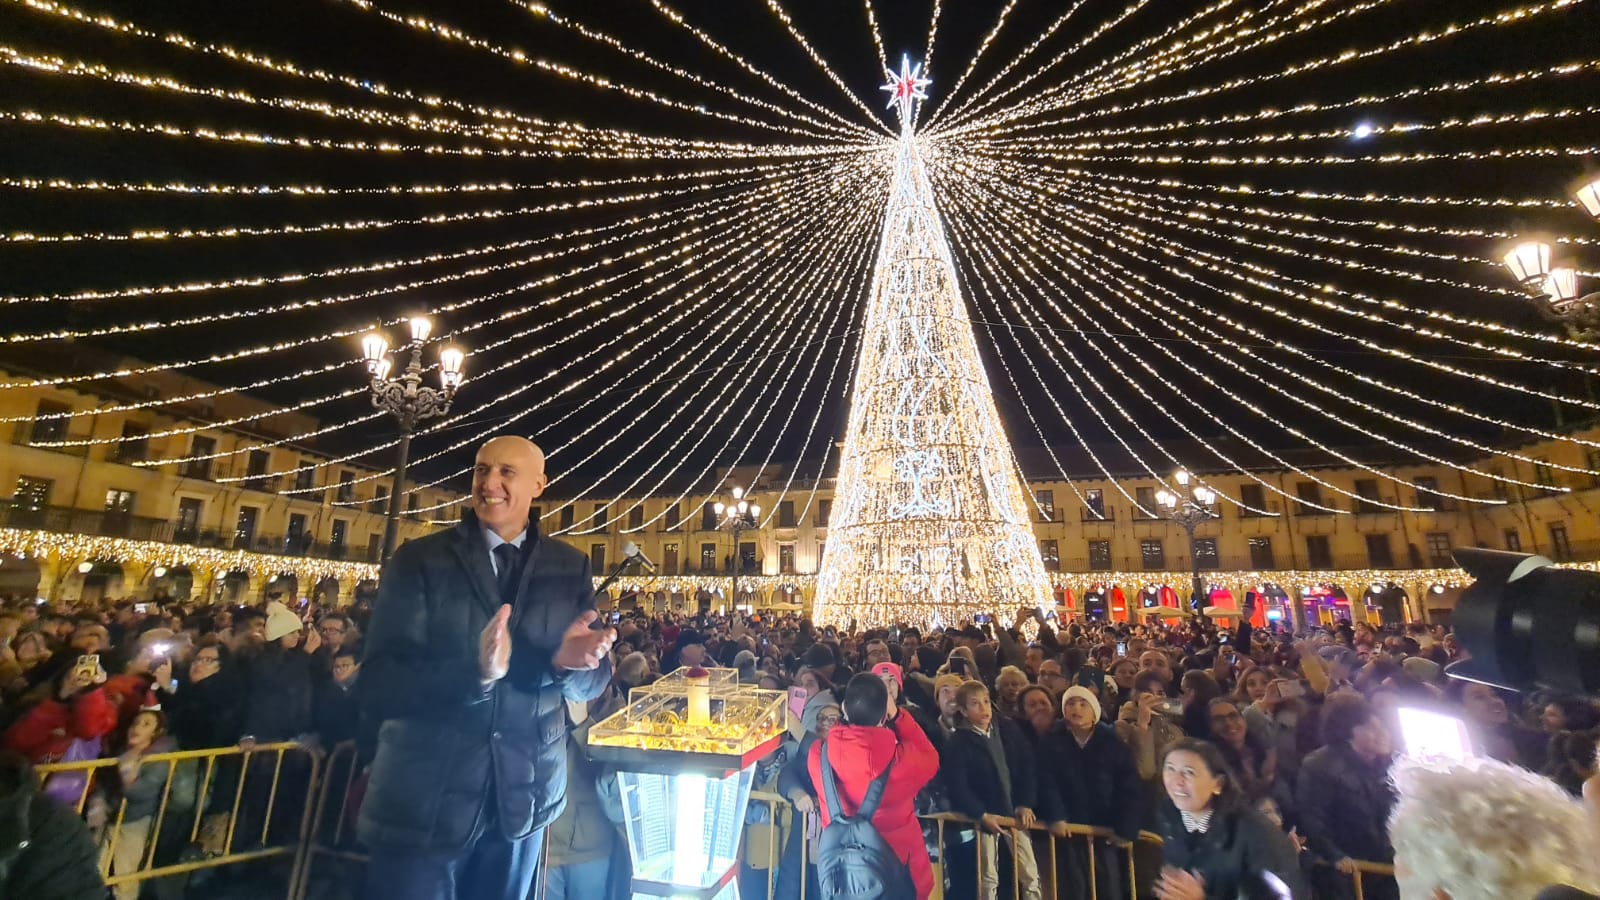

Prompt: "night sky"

[1,0,1597,508]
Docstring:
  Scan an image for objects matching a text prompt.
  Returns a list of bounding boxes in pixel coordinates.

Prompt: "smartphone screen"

[786,687,809,719]
[1116,641,1127,656]
[135,603,149,614]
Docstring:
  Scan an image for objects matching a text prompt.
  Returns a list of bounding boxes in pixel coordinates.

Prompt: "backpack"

[815,739,918,900]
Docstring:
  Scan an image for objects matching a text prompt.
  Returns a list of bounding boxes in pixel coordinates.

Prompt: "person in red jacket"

[808,672,940,899]
[2,659,118,764]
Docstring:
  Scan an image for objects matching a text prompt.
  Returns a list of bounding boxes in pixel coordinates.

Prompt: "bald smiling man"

[359,436,616,900]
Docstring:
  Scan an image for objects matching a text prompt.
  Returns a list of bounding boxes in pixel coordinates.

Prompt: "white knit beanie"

[1062,685,1102,723]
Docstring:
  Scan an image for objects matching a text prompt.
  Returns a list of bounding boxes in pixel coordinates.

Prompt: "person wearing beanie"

[933,672,966,735]
[773,689,842,900]
[732,650,758,683]
[1038,683,1143,900]
[264,601,304,645]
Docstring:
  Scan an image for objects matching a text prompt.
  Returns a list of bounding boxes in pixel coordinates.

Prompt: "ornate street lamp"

[1496,179,1600,341]
[711,485,760,608]
[360,316,465,564]
[1155,469,1217,616]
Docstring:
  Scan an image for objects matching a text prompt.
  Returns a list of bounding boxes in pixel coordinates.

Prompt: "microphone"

[622,541,656,573]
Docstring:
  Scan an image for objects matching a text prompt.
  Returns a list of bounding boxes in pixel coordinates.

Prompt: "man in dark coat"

[359,436,616,900]
[0,751,104,900]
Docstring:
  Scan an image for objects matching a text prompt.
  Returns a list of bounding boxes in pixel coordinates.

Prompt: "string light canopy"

[0,0,1597,581]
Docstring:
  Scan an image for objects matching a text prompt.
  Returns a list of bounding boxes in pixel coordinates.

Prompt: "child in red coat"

[2,660,117,764]
[808,673,940,899]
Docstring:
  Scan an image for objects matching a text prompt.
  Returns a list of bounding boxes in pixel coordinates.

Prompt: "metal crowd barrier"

[36,741,321,899]
[87,743,1396,900]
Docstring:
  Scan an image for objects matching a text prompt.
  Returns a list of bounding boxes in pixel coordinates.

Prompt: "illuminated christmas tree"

[813,57,1052,630]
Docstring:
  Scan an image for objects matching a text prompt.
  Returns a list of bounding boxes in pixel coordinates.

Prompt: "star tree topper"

[881,54,931,131]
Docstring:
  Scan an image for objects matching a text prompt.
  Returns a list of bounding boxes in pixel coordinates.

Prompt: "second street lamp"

[361,316,465,564]
[1155,469,1217,617]
[712,485,760,609]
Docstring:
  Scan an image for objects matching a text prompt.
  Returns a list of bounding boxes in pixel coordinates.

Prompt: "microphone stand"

[594,556,638,599]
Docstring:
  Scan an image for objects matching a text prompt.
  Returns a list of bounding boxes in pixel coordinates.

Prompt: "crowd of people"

[3,589,1600,900]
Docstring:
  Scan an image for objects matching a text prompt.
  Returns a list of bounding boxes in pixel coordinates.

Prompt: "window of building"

[113,423,149,463]
[1039,539,1060,572]
[13,475,51,514]
[591,544,607,573]
[244,449,270,490]
[336,471,354,503]
[287,513,308,553]
[183,436,216,480]
[1353,478,1381,514]
[1305,535,1332,568]
[1503,528,1521,552]
[28,399,71,444]
[294,464,316,492]
[1413,476,1453,511]
[1550,524,1572,562]
[101,489,134,536]
[1084,489,1107,520]
[330,519,348,556]
[701,504,718,531]
[591,504,609,534]
[559,506,575,530]
[406,493,418,514]
[371,485,389,515]
[1035,490,1055,523]
[779,543,796,574]
[628,506,644,530]
[175,497,202,541]
[1365,533,1395,568]
[1533,459,1556,487]
[1295,481,1324,515]
[235,506,260,549]
[1134,486,1157,518]
[1488,467,1508,501]
[1589,449,1600,488]
[1237,483,1266,515]
[1140,539,1165,570]
[1424,532,1452,567]
[817,499,831,527]
[700,543,717,572]
[778,501,797,528]
[665,503,681,531]
[366,534,382,563]
[1248,537,1275,569]
[738,542,757,574]
[1193,537,1219,569]
[1088,540,1112,571]
[663,543,679,575]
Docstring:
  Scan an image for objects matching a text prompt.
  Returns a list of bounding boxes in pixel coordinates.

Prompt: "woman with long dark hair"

[1153,738,1307,900]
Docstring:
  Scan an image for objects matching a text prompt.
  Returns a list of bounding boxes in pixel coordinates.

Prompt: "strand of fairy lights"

[762,0,891,133]
[0,44,791,156]
[334,0,854,142]
[295,156,882,493]
[958,0,1585,134]
[540,181,881,533]
[922,0,1092,129]
[955,55,1600,144]
[189,163,868,476]
[963,157,1600,437]
[861,0,889,75]
[923,0,942,78]
[8,0,732,147]
[502,0,873,143]
[2,175,796,342]
[940,176,1290,517]
[1036,0,1380,126]
[977,154,1600,406]
[647,0,882,141]
[943,170,1477,513]
[1,164,819,305]
[0,171,807,397]
[970,170,1600,480]
[950,165,1580,496]
[363,160,886,510]
[924,0,1023,132]
[18,168,824,455]
[935,0,1163,131]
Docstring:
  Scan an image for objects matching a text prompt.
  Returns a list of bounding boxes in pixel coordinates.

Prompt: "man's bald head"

[472,436,548,540]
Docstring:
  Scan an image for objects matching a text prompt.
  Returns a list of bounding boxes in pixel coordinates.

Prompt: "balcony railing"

[0,500,174,543]
[10,422,90,458]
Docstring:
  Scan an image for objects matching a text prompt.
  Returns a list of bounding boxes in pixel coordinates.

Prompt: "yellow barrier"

[1350,858,1399,900]
[36,741,321,900]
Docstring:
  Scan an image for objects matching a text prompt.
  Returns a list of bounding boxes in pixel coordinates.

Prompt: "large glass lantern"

[588,667,786,900]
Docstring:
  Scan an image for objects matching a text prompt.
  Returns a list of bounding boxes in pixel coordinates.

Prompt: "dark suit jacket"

[940,717,1037,818]
[357,511,612,852]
